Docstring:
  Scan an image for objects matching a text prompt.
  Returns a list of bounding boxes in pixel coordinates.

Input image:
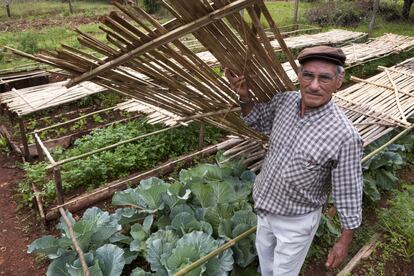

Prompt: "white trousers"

[256,208,322,276]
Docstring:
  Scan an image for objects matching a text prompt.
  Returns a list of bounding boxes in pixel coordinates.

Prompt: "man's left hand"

[325,240,349,268]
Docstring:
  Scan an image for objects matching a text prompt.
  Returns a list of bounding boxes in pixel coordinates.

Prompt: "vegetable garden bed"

[19,117,224,214]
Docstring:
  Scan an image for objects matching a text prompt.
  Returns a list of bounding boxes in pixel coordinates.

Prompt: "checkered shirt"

[243,91,363,229]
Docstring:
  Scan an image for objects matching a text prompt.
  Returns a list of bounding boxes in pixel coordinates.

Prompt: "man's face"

[298,60,344,109]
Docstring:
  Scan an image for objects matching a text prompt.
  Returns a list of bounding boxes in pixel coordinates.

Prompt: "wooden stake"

[54,167,65,205]
[58,207,89,276]
[18,118,31,162]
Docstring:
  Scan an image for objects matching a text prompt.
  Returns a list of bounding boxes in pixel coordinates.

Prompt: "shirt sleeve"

[242,93,283,135]
[331,136,363,230]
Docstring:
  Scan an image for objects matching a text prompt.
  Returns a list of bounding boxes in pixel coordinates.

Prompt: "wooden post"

[53,167,65,205]
[33,133,44,161]
[198,121,205,150]
[18,118,31,162]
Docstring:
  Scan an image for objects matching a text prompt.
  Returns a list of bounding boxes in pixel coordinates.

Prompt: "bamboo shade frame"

[6,0,301,141]
[283,33,414,83]
[0,80,106,116]
[115,99,183,126]
[335,57,414,145]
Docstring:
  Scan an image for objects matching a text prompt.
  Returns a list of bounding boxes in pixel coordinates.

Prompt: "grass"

[0,0,115,21]
[0,1,413,69]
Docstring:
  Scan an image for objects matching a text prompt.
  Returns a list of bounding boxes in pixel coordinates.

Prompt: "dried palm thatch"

[7,0,299,141]
[0,80,106,116]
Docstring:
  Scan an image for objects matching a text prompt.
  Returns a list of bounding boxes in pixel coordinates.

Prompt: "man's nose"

[309,77,320,90]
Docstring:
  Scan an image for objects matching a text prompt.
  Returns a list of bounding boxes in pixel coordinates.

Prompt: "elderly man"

[225,46,363,276]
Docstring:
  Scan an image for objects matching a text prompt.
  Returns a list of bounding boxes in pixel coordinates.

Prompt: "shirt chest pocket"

[282,152,328,188]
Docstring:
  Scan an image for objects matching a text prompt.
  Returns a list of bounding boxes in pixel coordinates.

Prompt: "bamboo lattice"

[5,0,300,141]
[0,80,106,116]
[283,33,414,83]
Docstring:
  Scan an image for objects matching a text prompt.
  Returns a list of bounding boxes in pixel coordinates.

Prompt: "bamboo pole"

[58,207,90,276]
[32,183,46,221]
[66,0,257,87]
[34,133,56,165]
[361,124,414,163]
[173,226,257,276]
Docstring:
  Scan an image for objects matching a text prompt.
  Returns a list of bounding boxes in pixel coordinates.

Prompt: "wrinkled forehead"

[300,60,337,75]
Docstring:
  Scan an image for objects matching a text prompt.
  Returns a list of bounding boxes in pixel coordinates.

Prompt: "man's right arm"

[224,68,281,135]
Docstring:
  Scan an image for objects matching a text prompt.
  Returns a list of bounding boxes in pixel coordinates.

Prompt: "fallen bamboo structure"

[6,0,300,142]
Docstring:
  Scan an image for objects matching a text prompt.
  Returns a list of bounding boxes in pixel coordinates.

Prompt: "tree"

[368,0,380,37]
[402,0,413,19]
[5,0,11,17]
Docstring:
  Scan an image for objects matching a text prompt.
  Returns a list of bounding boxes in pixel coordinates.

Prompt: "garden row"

[27,128,414,275]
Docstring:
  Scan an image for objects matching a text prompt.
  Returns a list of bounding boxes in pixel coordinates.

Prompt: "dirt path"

[0,154,47,275]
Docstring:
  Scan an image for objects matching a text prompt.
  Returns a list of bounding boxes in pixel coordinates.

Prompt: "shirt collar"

[297,92,334,119]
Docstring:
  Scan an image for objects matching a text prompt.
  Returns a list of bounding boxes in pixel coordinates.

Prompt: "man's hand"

[325,229,353,269]
[224,68,249,99]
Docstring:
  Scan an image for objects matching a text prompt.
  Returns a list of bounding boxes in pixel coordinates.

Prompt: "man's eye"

[319,75,333,82]
[303,73,314,79]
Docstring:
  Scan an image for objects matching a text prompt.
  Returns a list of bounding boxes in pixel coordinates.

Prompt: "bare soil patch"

[0,15,104,32]
[0,154,47,275]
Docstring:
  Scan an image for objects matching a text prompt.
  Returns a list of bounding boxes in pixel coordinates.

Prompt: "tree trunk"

[368,0,380,37]
[5,0,11,17]
[402,0,413,19]
[292,0,299,28]
[6,5,11,17]
[68,0,73,14]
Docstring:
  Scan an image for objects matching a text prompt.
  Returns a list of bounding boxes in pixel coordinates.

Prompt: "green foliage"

[28,207,127,276]
[379,185,414,258]
[142,0,161,14]
[362,131,413,201]
[19,120,223,206]
[305,1,367,27]
[19,32,39,54]
[29,156,256,275]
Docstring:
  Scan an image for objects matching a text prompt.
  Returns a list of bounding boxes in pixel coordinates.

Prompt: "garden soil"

[0,154,47,275]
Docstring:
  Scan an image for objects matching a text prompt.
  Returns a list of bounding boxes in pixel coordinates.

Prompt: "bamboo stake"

[173,226,257,276]
[18,118,31,162]
[337,234,379,276]
[34,133,56,165]
[58,207,90,276]
[32,183,46,221]
[383,68,408,123]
